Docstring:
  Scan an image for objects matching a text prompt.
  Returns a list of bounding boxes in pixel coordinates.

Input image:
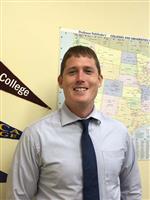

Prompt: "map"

[58,28,150,160]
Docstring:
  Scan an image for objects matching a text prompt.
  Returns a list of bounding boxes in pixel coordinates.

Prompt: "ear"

[98,75,103,87]
[58,75,63,88]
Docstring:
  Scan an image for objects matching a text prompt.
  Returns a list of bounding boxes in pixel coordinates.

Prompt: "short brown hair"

[60,45,102,76]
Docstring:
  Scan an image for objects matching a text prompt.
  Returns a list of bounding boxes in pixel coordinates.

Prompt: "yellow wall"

[0,1,149,199]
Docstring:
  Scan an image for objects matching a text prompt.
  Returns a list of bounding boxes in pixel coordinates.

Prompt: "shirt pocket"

[102,150,125,185]
[102,150,125,200]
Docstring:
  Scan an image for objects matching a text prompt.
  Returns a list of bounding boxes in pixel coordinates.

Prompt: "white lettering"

[5,78,11,85]
[0,73,7,81]
[14,84,20,90]
[0,72,29,96]
[24,90,29,96]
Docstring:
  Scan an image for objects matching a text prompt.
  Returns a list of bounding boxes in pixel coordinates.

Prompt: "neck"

[65,102,94,118]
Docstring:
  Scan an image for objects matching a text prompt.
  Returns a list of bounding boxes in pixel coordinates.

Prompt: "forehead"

[65,55,96,68]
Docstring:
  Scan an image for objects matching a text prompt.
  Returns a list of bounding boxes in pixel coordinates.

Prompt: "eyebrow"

[66,66,95,70]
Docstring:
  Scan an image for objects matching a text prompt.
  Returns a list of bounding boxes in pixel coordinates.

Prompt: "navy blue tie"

[80,119,100,200]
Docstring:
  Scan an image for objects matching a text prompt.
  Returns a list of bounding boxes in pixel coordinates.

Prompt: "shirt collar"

[60,103,101,126]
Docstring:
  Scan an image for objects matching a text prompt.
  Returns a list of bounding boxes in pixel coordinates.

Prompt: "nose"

[76,70,85,82]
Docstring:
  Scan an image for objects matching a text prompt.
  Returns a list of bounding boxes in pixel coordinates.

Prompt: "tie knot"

[80,118,91,132]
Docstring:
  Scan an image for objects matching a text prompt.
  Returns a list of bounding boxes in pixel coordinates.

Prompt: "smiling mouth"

[73,87,88,92]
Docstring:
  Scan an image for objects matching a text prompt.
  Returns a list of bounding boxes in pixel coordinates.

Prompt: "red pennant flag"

[0,61,51,109]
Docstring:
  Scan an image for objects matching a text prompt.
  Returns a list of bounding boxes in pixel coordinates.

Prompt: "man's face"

[58,55,102,109]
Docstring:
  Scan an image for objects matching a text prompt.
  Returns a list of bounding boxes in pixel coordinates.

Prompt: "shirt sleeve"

[120,134,142,200]
[6,127,40,200]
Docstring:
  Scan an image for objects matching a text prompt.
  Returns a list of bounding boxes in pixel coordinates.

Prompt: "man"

[7,45,141,199]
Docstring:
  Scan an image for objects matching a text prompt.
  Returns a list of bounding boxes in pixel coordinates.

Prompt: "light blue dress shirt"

[7,103,142,200]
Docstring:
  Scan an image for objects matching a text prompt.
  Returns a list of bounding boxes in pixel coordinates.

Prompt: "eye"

[67,69,77,75]
[84,68,94,74]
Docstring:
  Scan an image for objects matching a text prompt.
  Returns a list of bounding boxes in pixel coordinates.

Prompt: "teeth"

[74,88,87,91]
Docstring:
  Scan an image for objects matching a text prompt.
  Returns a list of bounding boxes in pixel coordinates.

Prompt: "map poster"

[58,28,150,160]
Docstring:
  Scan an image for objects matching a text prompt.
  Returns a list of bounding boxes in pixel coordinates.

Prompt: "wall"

[0,1,149,199]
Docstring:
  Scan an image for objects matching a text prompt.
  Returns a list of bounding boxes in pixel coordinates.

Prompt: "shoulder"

[31,109,60,127]
[98,111,128,135]
[22,109,61,138]
[97,112,131,150]
[93,107,127,131]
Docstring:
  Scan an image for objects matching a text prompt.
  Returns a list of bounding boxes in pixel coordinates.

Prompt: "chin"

[68,95,92,105]
[75,99,90,105]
